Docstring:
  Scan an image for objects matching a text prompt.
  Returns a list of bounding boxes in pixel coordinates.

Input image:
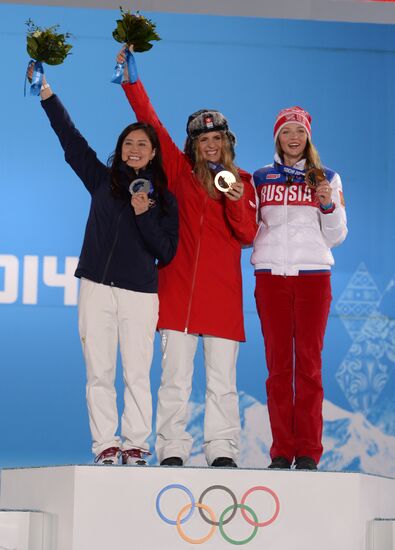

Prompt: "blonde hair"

[193,132,239,198]
[276,137,322,170]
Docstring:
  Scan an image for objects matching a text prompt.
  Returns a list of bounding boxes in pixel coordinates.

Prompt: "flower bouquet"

[111,8,160,84]
[26,19,72,65]
[112,8,160,52]
[25,19,72,95]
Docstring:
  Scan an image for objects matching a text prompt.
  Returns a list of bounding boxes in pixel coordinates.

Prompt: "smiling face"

[196,131,223,163]
[277,123,308,166]
[121,129,156,171]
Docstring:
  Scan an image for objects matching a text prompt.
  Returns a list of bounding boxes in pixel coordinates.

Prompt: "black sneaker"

[294,456,317,470]
[268,456,291,469]
[211,457,237,468]
[160,456,183,466]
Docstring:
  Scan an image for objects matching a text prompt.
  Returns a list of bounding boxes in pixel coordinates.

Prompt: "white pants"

[155,330,240,465]
[78,278,159,456]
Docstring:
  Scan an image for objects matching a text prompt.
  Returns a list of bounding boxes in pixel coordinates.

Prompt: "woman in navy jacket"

[35,75,178,466]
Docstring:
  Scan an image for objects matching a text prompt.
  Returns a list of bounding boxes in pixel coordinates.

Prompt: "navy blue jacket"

[41,94,178,293]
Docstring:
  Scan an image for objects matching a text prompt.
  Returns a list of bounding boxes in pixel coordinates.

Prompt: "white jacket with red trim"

[251,155,347,276]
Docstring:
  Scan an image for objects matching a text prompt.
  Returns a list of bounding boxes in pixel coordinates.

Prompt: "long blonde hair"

[276,137,322,170]
[193,132,239,198]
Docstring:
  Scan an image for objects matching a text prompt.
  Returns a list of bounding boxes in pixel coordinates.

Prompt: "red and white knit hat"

[273,106,312,142]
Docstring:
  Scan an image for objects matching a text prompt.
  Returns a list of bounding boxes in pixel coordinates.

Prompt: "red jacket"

[122,81,258,341]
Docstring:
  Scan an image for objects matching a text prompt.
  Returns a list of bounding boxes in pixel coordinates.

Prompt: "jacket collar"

[274,153,306,170]
[119,161,153,182]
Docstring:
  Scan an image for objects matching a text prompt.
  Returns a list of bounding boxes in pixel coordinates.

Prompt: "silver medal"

[129,178,152,195]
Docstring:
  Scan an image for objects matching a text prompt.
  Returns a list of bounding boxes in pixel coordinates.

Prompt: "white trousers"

[155,330,240,465]
[78,278,158,456]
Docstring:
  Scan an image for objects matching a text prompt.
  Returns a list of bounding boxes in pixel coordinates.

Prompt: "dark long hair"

[108,122,168,211]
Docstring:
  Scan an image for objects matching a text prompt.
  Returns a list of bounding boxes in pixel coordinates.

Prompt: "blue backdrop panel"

[0,4,394,471]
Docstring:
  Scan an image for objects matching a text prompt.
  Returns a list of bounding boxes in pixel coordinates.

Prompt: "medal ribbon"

[274,162,305,181]
[111,49,138,84]
[207,162,224,174]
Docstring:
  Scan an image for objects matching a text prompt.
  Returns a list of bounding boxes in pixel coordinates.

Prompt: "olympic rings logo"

[155,484,280,545]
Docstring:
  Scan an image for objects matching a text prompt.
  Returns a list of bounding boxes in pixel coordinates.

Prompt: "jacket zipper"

[184,194,208,334]
[283,185,289,277]
[101,204,128,284]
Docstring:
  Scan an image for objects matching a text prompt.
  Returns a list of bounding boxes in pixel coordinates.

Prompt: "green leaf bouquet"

[26,19,72,65]
[112,8,160,52]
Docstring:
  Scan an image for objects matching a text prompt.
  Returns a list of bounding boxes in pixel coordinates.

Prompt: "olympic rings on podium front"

[156,483,280,545]
[241,486,280,527]
[198,485,238,526]
[177,502,216,544]
[219,503,259,545]
[156,484,195,525]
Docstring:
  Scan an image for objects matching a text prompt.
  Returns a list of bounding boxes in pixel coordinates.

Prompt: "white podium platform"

[0,510,49,550]
[0,465,394,550]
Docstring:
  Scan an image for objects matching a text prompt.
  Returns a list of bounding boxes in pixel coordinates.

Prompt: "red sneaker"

[122,448,150,466]
[94,447,120,465]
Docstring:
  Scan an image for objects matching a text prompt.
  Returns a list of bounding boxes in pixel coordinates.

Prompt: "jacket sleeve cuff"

[319,202,336,214]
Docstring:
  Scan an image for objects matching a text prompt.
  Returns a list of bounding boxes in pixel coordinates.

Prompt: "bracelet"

[40,83,50,91]
[320,201,335,214]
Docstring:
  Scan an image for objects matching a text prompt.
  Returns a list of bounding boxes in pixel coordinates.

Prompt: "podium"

[0,465,394,549]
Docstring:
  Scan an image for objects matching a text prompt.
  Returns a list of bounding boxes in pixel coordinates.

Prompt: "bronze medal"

[305,167,326,190]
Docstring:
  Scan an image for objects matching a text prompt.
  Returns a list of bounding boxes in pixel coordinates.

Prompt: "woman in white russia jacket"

[252,106,347,471]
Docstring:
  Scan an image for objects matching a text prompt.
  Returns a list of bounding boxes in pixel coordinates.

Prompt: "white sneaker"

[94,447,120,465]
[122,448,150,466]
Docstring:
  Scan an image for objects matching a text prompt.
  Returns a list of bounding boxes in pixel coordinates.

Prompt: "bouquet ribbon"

[111,49,138,84]
[26,60,44,96]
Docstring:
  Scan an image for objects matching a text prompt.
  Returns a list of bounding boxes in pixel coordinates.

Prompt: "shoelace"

[94,447,120,463]
[122,448,151,459]
[123,449,142,459]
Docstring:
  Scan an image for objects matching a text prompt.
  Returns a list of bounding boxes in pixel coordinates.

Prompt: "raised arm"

[118,51,186,191]
[39,77,108,194]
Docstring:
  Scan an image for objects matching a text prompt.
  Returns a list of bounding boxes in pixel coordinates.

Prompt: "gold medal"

[214,170,236,193]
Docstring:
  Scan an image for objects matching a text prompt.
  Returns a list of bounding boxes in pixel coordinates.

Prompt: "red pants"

[255,272,332,464]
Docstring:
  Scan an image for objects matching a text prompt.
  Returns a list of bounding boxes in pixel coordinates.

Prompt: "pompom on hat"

[273,106,312,143]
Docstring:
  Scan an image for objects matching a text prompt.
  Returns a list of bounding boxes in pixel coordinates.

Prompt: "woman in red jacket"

[119,50,257,467]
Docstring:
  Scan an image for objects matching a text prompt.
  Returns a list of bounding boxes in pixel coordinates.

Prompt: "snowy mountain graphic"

[183,392,395,477]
